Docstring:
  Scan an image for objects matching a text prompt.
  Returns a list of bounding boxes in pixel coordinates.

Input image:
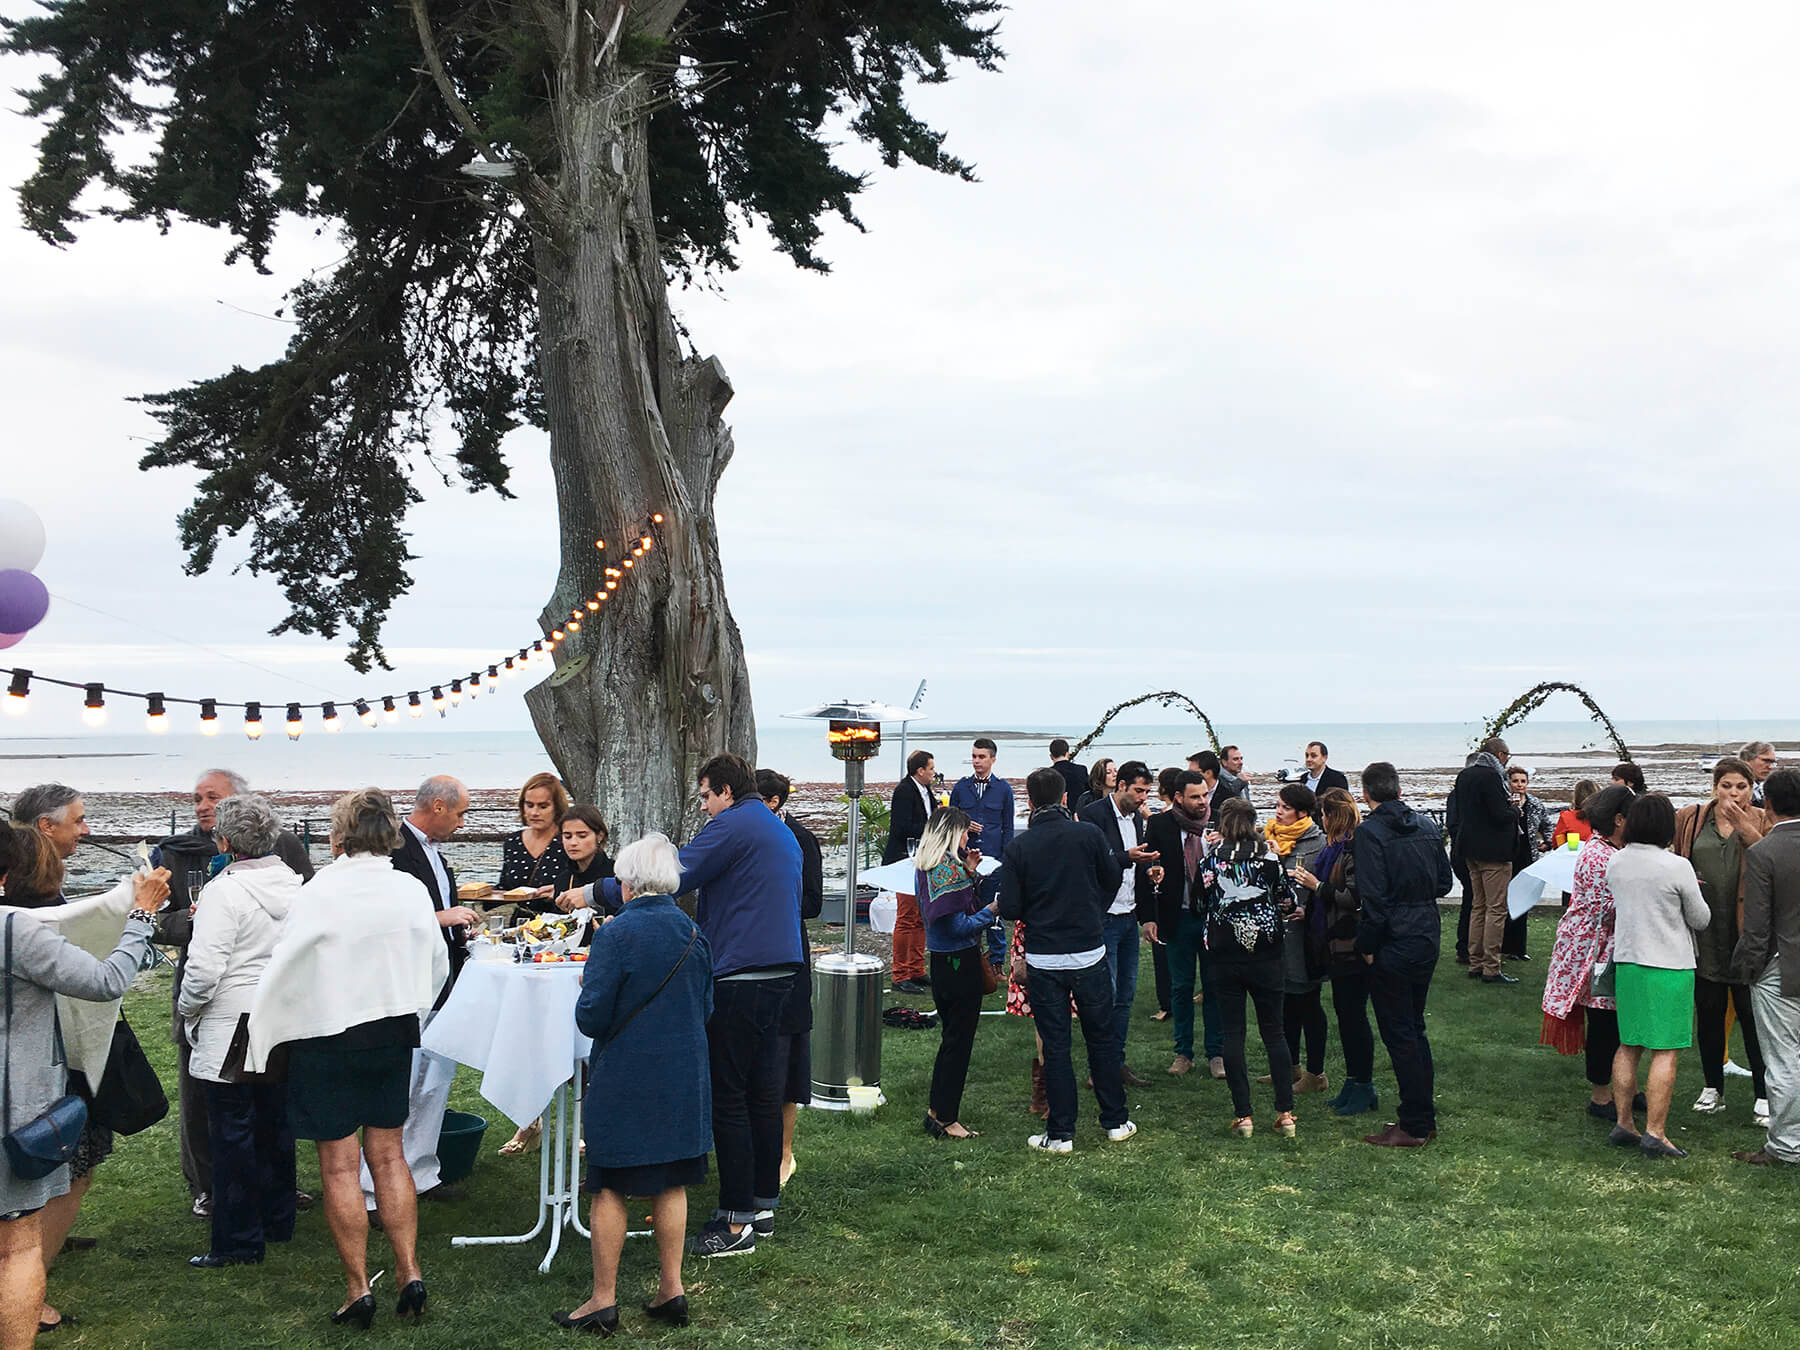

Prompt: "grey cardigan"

[1606,844,1709,970]
[0,911,151,1214]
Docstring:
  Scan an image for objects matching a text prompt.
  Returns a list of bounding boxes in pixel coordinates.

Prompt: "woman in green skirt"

[1603,793,1711,1158]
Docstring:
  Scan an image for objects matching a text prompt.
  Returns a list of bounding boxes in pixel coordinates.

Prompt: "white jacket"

[177,856,301,1081]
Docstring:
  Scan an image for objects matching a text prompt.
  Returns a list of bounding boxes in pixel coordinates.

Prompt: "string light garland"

[0,509,668,738]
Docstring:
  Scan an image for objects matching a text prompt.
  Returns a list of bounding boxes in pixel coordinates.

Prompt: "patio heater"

[785,699,925,1109]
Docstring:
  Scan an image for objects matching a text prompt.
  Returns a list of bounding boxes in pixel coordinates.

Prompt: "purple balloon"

[0,570,48,634]
[0,632,22,651]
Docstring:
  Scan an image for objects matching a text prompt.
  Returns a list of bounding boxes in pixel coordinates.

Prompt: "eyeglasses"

[1756,756,1778,766]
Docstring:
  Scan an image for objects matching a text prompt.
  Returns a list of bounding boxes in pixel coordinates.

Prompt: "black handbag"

[85,1016,168,1135]
[2,914,90,1181]
[218,1012,287,1085]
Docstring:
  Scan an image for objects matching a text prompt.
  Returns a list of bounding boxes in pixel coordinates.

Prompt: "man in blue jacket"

[949,738,1013,965]
[586,752,803,1257]
[1353,761,1454,1148]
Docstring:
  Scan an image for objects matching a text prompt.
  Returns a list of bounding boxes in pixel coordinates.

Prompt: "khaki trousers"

[1466,860,1513,977]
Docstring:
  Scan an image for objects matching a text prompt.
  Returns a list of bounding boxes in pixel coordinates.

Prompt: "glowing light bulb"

[285,702,304,740]
[504,658,517,677]
[322,701,341,733]
[81,683,107,728]
[640,535,652,549]
[382,696,398,724]
[587,600,599,611]
[431,686,446,715]
[468,674,481,698]
[652,513,664,524]
[568,619,581,633]
[199,698,220,736]
[448,680,463,706]
[407,691,423,719]
[623,559,633,569]
[145,692,169,734]
[356,698,376,727]
[245,702,264,740]
[3,670,28,718]
[552,630,564,642]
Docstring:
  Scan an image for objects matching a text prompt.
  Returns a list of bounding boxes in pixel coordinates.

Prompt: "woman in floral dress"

[1540,784,1640,1120]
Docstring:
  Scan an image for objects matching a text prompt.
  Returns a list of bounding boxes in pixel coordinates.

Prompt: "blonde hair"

[912,808,970,873]
[331,788,403,857]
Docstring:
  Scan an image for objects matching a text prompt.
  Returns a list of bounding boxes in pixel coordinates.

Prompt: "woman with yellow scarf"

[1265,784,1330,1094]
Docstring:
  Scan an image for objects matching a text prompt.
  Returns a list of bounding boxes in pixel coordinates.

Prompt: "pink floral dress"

[1540,835,1618,1051]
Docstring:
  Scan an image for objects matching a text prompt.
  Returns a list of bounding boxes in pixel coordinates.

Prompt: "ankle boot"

[1029,1058,1049,1118]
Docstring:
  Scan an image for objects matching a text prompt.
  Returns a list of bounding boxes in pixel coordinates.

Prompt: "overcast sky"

[2,1,1797,738]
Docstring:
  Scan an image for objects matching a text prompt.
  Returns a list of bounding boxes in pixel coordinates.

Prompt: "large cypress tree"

[6,0,1001,837]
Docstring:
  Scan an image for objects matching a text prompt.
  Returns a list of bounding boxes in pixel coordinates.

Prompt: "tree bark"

[522,29,754,845]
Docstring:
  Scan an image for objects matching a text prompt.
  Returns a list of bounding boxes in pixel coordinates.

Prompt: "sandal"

[1230,1116,1254,1138]
[1275,1112,1297,1138]
[498,1120,542,1156]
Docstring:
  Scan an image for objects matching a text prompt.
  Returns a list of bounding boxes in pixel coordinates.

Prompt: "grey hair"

[197,768,250,796]
[330,787,402,858]
[1740,741,1775,761]
[213,794,282,858]
[613,832,684,898]
[413,775,466,813]
[10,783,81,826]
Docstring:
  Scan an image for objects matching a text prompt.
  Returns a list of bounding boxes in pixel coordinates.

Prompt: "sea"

[7,718,1792,891]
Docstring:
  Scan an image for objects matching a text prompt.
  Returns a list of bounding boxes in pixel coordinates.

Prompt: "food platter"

[471,909,596,965]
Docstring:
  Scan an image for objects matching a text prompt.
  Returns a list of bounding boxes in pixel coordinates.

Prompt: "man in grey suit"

[1732,768,1800,1165]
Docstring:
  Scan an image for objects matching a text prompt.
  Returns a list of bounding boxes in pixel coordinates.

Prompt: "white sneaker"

[1692,1087,1725,1113]
[1724,1058,1753,1079]
[1106,1120,1138,1142]
[1026,1134,1073,1153]
[1755,1098,1771,1127]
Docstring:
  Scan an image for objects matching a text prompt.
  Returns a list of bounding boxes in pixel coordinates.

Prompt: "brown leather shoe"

[1122,1067,1151,1088]
[1296,1071,1330,1095]
[1363,1122,1429,1148]
[1733,1148,1791,1166]
[1029,1058,1049,1118]
[1168,1055,1193,1076]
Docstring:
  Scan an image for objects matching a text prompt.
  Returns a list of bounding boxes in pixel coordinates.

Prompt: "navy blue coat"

[1353,801,1454,970]
[576,894,714,1168]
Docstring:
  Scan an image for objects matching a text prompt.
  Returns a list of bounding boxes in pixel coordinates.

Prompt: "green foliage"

[86,925,1800,1348]
[1478,681,1631,762]
[3,0,1003,668]
[825,792,891,866]
[1072,690,1221,760]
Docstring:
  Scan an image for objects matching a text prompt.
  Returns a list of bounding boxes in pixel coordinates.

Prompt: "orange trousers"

[892,891,926,981]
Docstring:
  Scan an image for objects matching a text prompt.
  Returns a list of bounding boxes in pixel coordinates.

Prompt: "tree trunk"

[522,50,754,845]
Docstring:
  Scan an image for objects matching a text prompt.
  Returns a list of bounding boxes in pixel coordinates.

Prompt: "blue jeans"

[1028,959,1128,1140]
[1100,913,1141,1052]
[1168,910,1223,1062]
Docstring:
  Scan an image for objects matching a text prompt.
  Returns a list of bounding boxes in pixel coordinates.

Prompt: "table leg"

[449,1087,558,1252]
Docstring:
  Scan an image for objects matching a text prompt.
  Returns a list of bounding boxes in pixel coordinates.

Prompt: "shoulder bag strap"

[593,921,700,1058]
[4,913,13,1133]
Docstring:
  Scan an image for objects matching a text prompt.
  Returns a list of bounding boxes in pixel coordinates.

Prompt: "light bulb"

[587,600,599,611]
[285,702,304,740]
[382,696,398,724]
[81,683,107,728]
[623,558,633,569]
[199,698,220,736]
[407,691,423,719]
[145,692,169,734]
[640,535,652,549]
[652,513,664,524]
[322,701,341,732]
[551,630,564,642]
[504,658,517,677]
[356,698,376,727]
[245,701,264,740]
[431,686,446,715]
[448,680,462,706]
[567,619,581,632]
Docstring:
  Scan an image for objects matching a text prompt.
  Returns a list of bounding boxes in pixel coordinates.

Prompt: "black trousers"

[1696,976,1767,1098]
[1284,988,1328,1075]
[1216,959,1291,1118]
[203,1080,295,1260]
[1453,852,1472,961]
[1151,940,1171,1014]
[1330,963,1376,1082]
[1028,960,1127,1140]
[1584,1006,1622,1088]
[928,947,985,1123]
[1502,912,1528,958]
[708,974,794,1222]
[1369,959,1436,1138]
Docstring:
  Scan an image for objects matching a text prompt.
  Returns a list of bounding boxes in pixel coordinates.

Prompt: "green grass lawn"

[55,924,1800,1349]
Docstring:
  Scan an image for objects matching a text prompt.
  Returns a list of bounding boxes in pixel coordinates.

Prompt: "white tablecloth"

[421,959,591,1128]
[1507,848,1580,919]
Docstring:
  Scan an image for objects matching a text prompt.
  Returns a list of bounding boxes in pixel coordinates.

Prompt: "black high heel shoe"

[923,1113,950,1139]
[395,1280,428,1322]
[331,1295,376,1330]
[644,1294,689,1327]
[551,1305,619,1335]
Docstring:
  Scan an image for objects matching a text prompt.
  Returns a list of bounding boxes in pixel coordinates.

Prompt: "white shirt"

[914,777,935,819]
[1027,947,1106,970]
[1304,770,1322,793]
[1108,797,1139,916]
[405,820,452,909]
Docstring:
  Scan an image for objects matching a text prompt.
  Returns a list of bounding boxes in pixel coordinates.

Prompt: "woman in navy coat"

[557,832,714,1335]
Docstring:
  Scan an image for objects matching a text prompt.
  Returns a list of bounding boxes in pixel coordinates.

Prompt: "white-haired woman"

[247,789,448,1329]
[178,794,302,1270]
[558,834,713,1335]
[916,807,998,1140]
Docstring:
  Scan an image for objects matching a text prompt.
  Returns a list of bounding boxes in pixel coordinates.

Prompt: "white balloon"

[0,500,45,573]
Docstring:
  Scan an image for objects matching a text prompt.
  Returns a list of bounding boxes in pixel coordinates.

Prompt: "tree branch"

[408,0,505,165]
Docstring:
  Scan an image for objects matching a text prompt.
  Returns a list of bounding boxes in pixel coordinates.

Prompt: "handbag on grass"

[85,1016,168,1136]
[2,914,89,1182]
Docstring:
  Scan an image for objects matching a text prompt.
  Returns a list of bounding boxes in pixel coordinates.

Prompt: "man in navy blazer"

[1077,761,1162,1084]
[1303,741,1350,798]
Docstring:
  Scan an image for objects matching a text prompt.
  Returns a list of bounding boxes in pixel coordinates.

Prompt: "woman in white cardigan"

[177,794,301,1268]
[1605,792,1711,1159]
[247,788,447,1330]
